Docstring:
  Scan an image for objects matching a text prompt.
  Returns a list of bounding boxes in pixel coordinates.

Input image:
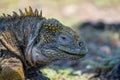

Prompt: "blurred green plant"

[41,65,95,80]
[41,66,79,80]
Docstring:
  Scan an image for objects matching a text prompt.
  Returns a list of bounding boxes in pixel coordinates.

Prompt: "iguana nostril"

[79,41,84,47]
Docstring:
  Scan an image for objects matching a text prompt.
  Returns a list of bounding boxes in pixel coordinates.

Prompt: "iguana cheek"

[31,47,52,65]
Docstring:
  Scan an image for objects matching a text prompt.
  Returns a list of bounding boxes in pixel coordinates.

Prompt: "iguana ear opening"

[25,20,44,66]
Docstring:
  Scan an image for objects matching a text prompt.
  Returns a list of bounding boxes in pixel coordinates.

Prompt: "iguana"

[0,7,88,80]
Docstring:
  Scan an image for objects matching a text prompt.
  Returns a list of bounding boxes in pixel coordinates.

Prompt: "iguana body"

[0,7,88,80]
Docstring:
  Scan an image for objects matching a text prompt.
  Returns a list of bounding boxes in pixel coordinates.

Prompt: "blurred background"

[1,0,120,25]
[1,0,120,80]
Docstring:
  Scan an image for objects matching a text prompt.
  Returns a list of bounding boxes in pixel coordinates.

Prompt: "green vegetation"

[41,65,94,80]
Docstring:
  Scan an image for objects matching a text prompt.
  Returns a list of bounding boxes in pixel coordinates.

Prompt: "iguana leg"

[26,69,50,80]
[0,57,25,80]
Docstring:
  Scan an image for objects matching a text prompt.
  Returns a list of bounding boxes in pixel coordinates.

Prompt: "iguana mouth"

[58,46,87,57]
[60,49,86,57]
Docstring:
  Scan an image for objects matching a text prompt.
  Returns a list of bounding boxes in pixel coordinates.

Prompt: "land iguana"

[0,7,88,80]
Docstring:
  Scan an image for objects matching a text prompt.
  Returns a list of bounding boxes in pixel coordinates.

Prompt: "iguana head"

[32,18,88,65]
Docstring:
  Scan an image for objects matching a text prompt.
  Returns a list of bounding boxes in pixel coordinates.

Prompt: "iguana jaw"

[59,49,86,57]
[58,46,88,57]
[30,43,87,66]
[40,46,88,61]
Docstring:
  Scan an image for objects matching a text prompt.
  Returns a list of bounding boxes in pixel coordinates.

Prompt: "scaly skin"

[0,57,25,80]
[0,7,88,80]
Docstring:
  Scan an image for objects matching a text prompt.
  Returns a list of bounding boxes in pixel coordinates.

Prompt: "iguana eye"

[59,35,68,41]
[58,34,72,45]
[61,36,66,40]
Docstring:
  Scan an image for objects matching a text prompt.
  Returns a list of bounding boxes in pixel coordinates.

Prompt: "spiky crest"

[1,6,43,18]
